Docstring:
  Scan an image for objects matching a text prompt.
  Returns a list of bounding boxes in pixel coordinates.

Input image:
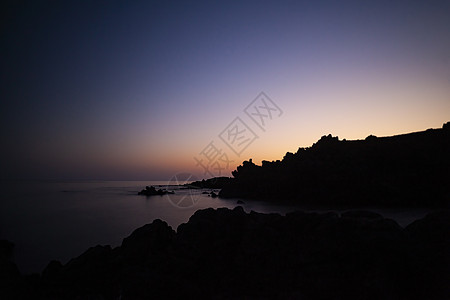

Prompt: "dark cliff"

[220,122,450,207]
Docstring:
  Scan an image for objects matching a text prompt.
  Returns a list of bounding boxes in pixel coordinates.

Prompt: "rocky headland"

[219,122,450,207]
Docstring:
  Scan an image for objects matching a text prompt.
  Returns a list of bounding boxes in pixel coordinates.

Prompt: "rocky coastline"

[219,122,450,207]
[1,207,449,299]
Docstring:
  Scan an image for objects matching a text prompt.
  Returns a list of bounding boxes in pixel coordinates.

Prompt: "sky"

[1,0,450,181]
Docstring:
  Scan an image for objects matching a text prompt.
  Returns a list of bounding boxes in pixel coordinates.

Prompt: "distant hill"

[219,122,450,207]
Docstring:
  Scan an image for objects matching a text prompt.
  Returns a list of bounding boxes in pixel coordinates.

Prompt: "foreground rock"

[0,240,24,297]
[5,208,449,299]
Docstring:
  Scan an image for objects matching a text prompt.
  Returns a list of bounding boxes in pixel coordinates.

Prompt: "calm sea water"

[0,180,433,274]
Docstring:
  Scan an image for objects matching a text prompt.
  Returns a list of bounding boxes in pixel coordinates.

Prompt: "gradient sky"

[1,0,450,180]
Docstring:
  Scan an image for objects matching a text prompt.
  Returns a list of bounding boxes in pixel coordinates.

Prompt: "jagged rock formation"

[185,176,233,189]
[138,185,174,196]
[3,208,449,299]
[219,122,450,207]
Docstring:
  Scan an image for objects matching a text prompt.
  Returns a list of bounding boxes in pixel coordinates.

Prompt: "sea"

[0,180,434,274]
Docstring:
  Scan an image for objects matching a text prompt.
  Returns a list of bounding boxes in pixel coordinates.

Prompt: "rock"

[42,260,63,280]
[0,240,15,261]
[341,210,383,220]
[403,210,450,299]
[0,240,25,299]
[220,124,450,207]
[121,219,175,265]
[186,177,234,189]
[405,210,450,242]
[138,186,174,196]
[20,209,450,299]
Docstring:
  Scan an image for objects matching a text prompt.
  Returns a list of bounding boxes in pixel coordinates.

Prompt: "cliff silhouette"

[219,122,450,207]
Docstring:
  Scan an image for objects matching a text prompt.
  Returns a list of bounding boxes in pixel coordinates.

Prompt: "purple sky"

[1,0,450,180]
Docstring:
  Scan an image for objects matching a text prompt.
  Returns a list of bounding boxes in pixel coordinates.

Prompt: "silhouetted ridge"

[220,122,450,207]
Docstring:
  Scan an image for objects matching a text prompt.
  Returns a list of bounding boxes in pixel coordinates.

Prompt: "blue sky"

[1,0,450,180]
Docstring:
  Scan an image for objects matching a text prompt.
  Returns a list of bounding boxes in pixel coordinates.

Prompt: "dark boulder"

[0,240,23,298]
[402,210,450,299]
[138,185,174,196]
[121,219,175,265]
[0,240,14,260]
[16,208,450,299]
[41,260,63,281]
[341,210,383,220]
